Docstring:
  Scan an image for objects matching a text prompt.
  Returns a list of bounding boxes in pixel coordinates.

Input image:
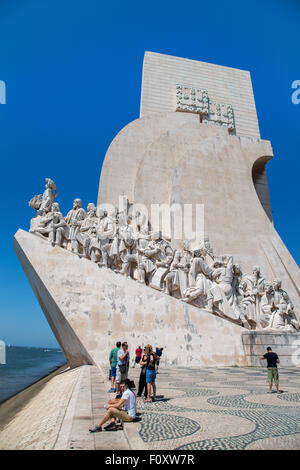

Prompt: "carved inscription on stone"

[175,84,235,133]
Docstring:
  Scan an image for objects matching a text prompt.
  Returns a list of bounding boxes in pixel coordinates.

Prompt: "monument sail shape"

[15,52,300,368]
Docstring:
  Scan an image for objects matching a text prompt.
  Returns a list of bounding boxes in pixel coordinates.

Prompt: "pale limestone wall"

[140,51,260,138]
[14,230,247,368]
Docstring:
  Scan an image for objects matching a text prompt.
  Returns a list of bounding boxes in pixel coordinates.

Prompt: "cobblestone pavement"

[127,365,300,450]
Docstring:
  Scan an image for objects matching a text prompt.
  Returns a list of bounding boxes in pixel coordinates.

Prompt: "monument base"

[242,331,300,366]
[14,229,248,368]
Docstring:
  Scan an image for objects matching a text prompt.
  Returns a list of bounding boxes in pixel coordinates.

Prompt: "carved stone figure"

[58,198,86,253]
[165,240,193,296]
[243,266,265,327]
[76,203,98,258]
[239,279,256,326]
[148,231,174,291]
[95,209,115,267]
[30,202,66,245]
[182,248,213,309]
[270,280,300,331]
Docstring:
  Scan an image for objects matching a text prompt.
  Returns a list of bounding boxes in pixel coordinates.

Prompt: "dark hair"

[267,347,272,351]
[116,341,121,348]
[121,379,136,390]
[122,342,127,347]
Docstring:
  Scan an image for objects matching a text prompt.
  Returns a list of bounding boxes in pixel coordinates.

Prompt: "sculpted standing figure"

[165,240,193,296]
[210,256,249,327]
[147,231,174,290]
[76,203,98,258]
[40,178,57,213]
[244,266,265,327]
[182,248,213,309]
[62,198,86,253]
[96,209,115,267]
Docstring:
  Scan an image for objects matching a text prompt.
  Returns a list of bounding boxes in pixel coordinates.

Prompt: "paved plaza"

[1,364,300,450]
[127,365,300,450]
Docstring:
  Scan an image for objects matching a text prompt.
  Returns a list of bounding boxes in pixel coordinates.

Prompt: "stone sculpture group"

[28,178,299,333]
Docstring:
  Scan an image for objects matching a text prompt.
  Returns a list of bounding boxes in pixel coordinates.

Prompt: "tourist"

[137,347,148,398]
[89,379,136,432]
[115,342,129,395]
[260,347,281,394]
[124,341,130,375]
[155,347,163,373]
[140,344,157,402]
[132,345,142,368]
[108,341,121,393]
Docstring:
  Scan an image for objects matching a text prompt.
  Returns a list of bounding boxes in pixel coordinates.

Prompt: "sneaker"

[107,388,115,393]
[105,424,118,431]
[104,422,115,430]
[89,425,102,433]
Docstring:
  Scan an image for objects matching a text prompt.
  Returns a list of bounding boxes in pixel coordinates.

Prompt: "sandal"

[89,425,102,433]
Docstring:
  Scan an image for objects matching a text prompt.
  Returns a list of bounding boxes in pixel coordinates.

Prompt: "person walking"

[140,344,157,402]
[260,346,281,394]
[137,347,148,398]
[133,345,142,368]
[108,341,121,392]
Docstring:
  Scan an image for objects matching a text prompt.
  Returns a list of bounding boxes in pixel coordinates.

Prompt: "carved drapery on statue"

[28,178,299,333]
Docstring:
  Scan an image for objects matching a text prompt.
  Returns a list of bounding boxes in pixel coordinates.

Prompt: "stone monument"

[14,52,300,367]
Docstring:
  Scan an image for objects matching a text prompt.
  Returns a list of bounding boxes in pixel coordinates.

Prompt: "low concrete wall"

[242,331,300,367]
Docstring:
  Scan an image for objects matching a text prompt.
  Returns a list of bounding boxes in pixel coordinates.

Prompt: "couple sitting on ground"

[89,379,136,433]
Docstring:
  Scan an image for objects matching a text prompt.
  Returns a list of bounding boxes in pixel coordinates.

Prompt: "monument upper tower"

[140,51,260,139]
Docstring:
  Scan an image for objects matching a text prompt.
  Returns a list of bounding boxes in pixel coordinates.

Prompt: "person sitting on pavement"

[89,379,136,432]
[108,341,121,393]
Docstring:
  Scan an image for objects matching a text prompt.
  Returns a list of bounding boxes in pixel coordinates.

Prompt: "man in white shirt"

[89,380,136,432]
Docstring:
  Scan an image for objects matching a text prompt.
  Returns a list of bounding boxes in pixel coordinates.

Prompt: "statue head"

[204,237,211,250]
[45,178,56,191]
[265,282,273,294]
[233,264,242,276]
[73,198,82,209]
[151,230,161,241]
[87,203,96,215]
[273,279,282,291]
[213,258,223,268]
[252,266,260,277]
[193,248,203,258]
[183,239,191,251]
[52,202,60,212]
[98,208,108,219]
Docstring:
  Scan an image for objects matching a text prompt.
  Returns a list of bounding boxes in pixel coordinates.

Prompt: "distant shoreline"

[0,362,67,431]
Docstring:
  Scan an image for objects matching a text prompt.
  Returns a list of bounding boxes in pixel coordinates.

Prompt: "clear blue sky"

[0,0,299,347]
